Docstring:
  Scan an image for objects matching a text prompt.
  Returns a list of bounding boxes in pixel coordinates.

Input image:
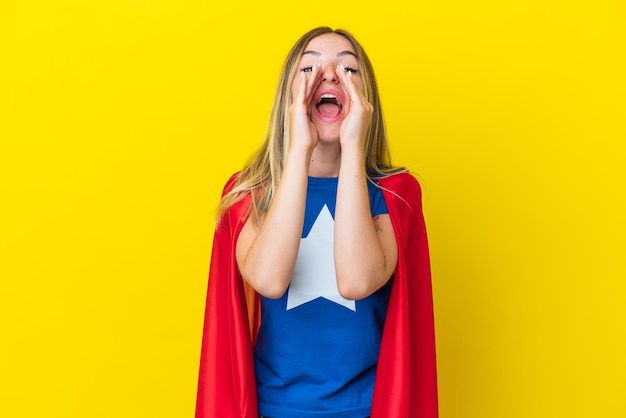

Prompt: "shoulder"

[216,171,252,229]
[377,171,428,244]
[378,170,422,203]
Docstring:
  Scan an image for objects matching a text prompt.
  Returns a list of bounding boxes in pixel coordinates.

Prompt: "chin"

[314,124,342,144]
[316,133,341,144]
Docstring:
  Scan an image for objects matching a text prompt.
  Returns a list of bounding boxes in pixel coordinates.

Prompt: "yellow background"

[1,1,624,417]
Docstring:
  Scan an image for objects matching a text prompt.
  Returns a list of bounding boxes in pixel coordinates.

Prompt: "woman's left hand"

[336,65,373,151]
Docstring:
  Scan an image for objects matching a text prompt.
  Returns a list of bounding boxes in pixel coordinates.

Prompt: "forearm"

[237,148,310,298]
[334,146,388,299]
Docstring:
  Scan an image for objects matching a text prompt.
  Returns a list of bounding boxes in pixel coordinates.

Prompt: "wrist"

[285,144,314,167]
[339,150,366,176]
[340,141,366,159]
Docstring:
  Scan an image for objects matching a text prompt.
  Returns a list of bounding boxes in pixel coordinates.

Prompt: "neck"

[308,142,341,177]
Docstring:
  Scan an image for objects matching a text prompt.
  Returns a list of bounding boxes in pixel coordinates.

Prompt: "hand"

[289,64,323,152]
[336,65,373,151]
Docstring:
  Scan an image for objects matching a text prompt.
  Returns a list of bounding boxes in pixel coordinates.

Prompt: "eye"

[338,64,359,74]
[300,66,313,73]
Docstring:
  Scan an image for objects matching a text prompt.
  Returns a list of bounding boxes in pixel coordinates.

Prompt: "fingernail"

[300,70,304,78]
[338,64,346,71]
[348,70,352,78]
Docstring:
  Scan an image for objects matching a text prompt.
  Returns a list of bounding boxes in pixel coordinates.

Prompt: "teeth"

[316,93,342,108]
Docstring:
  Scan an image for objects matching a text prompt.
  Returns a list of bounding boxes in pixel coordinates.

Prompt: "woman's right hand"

[238,66,322,299]
[288,64,322,152]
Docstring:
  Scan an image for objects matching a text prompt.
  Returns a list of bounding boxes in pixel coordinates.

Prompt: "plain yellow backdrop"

[1,0,624,417]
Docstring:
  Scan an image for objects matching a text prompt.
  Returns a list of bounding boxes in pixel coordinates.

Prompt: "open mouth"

[315,93,343,118]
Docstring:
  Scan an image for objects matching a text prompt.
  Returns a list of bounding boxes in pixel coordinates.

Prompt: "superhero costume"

[196,171,438,417]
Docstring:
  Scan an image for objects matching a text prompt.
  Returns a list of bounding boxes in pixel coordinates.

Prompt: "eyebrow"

[302,50,357,58]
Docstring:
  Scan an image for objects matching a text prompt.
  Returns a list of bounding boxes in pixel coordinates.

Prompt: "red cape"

[196,171,438,417]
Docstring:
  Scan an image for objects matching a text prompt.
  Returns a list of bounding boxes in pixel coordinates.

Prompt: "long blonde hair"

[217,27,402,222]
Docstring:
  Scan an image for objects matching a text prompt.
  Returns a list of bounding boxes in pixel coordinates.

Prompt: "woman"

[196,27,438,418]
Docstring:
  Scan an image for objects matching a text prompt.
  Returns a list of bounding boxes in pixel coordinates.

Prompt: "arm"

[333,68,398,300]
[235,149,309,298]
[334,151,398,300]
[236,66,323,298]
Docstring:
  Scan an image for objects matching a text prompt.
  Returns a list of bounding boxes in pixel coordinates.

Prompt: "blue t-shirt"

[254,177,392,418]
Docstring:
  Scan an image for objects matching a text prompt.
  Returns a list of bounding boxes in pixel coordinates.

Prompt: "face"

[291,33,364,142]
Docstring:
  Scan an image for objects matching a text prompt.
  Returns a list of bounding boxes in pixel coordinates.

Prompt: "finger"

[304,64,323,105]
[335,64,349,91]
[294,68,310,105]
[336,65,363,105]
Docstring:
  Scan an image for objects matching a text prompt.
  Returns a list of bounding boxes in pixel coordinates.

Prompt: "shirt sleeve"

[368,182,389,217]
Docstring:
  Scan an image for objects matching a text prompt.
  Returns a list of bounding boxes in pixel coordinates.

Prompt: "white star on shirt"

[286,205,356,311]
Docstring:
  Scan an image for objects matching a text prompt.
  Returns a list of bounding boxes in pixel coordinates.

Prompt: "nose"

[321,64,339,84]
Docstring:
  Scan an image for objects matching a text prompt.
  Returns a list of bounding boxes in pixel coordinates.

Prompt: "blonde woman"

[196,27,438,418]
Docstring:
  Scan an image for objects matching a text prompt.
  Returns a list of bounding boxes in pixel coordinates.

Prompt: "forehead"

[303,33,356,55]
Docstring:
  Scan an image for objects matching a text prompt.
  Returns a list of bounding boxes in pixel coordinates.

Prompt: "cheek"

[353,76,365,93]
